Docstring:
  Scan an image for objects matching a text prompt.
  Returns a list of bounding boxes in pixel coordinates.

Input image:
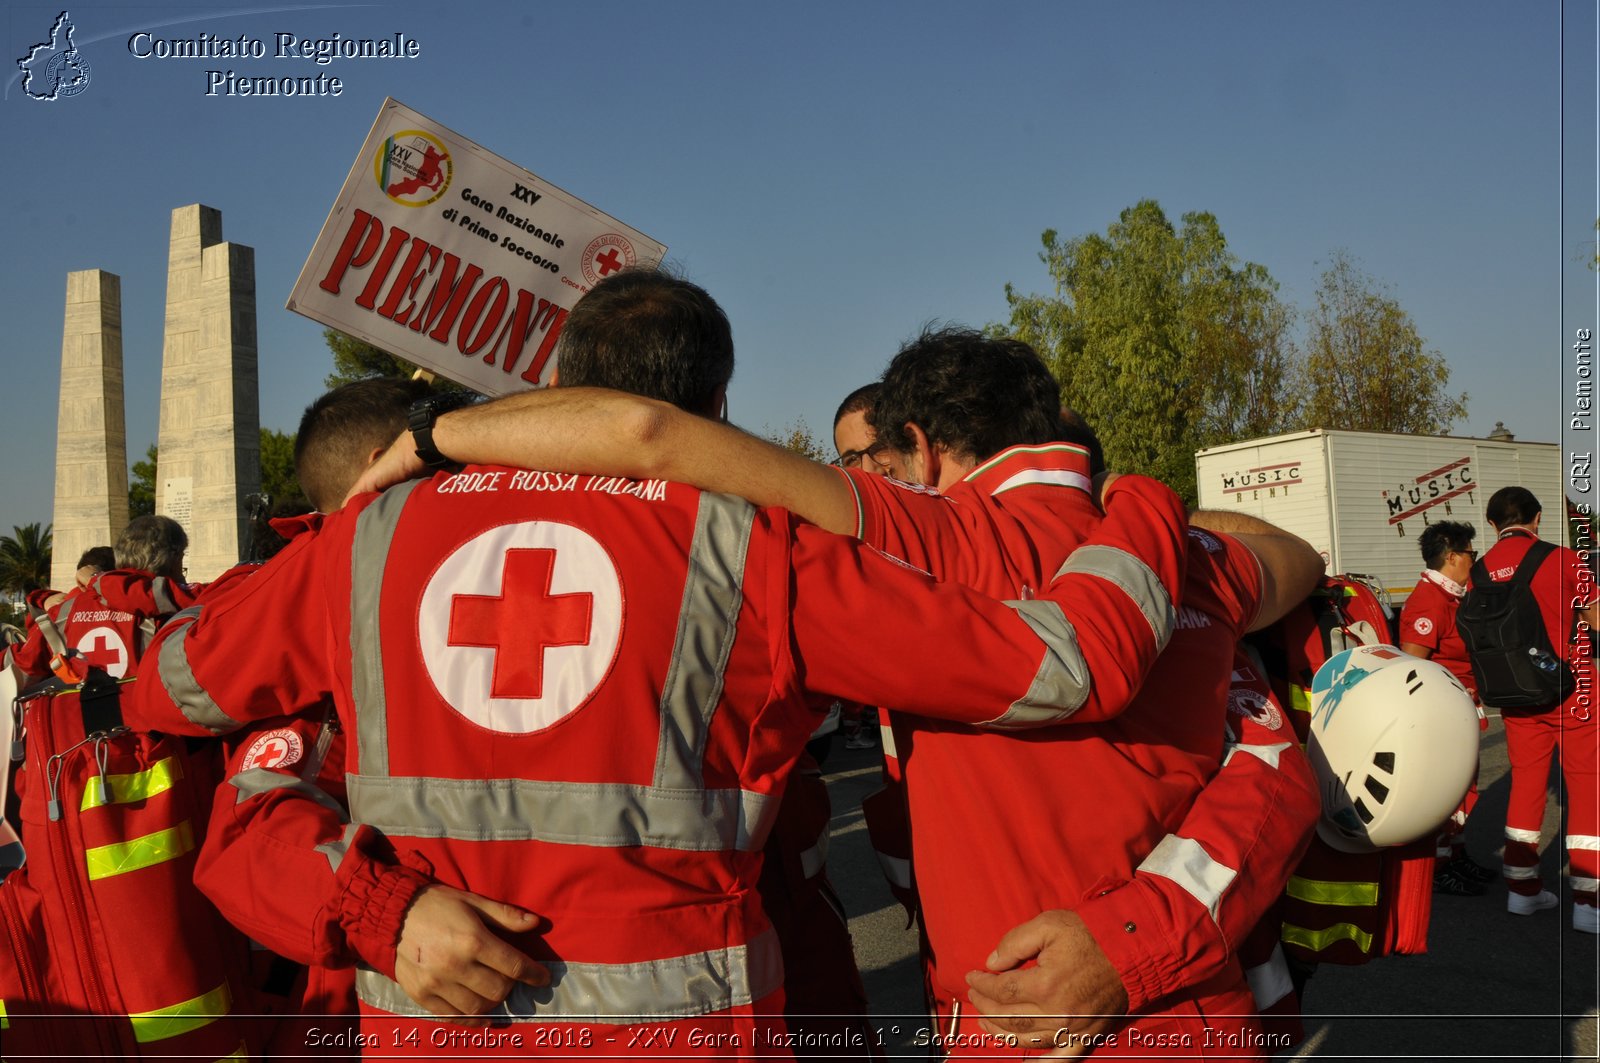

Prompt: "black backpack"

[1457,540,1575,708]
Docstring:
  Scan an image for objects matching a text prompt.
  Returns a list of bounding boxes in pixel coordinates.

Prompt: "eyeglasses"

[836,441,892,471]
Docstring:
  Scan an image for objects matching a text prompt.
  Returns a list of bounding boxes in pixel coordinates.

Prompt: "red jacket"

[1399,573,1476,696]
[838,445,1317,1055]
[125,467,1188,1053]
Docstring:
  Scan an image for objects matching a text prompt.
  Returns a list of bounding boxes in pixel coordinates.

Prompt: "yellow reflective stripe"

[215,1041,248,1061]
[1286,874,1380,907]
[81,756,183,811]
[84,821,195,880]
[1289,683,1311,715]
[1,997,8,1029]
[1282,920,1374,954]
[128,981,231,1043]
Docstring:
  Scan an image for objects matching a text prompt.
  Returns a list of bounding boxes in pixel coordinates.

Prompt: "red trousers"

[1501,695,1599,904]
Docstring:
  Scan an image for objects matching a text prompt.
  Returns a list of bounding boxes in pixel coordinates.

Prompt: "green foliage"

[323,328,472,396]
[259,428,307,509]
[762,419,830,463]
[129,444,158,518]
[1001,200,1298,502]
[0,522,52,594]
[1295,252,1467,434]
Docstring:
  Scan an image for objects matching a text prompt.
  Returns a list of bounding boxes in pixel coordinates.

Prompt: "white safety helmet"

[1307,645,1480,853]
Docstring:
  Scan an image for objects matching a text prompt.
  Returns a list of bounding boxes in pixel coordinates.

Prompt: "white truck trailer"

[1194,429,1568,605]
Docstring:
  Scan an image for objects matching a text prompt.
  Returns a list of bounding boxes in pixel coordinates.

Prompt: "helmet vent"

[1364,776,1390,804]
[1373,751,1395,773]
[1354,798,1374,824]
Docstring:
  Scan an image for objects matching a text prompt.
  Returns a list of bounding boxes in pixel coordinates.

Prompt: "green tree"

[762,419,830,463]
[1295,252,1466,434]
[1000,200,1298,502]
[258,428,307,508]
[129,444,158,518]
[323,328,471,396]
[0,523,52,594]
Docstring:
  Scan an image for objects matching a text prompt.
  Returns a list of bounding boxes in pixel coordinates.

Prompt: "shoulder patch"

[1411,616,1434,636]
[1227,686,1284,732]
[240,729,305,772]
[1188,528,1224,554]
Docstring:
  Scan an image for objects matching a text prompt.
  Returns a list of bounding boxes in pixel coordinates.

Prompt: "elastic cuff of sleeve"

[1073,883,1177,1015]
[340,859,433,981]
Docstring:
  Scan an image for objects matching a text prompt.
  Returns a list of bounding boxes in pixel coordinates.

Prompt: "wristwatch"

[407,397,454,469]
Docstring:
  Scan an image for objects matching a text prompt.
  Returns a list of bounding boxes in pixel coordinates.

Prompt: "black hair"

[1486,486,1542,530]
[833,383,881,429]
[869,326,1062,463]
[1418,520,1476,571]
[556,269,733,416]
[77,546,116,572]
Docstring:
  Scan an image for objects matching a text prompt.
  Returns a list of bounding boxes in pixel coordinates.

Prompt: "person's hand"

[344,430,427,505]
[75,565,99,588]
[1091,472,1122,512]
[394,885,550,1024]
[964,909,1129,1058]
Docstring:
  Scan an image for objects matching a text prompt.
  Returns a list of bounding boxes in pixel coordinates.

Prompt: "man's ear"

[905,422,939,487]
[364,444,389,469]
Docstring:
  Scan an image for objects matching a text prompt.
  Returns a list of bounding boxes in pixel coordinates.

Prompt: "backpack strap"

[1509,540,1556,590]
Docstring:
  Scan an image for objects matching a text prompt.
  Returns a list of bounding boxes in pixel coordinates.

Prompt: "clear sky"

[2,0,1595,540]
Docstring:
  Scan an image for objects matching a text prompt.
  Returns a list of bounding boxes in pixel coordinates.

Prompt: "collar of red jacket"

[269,512,325,539]
[959,442,1094,498]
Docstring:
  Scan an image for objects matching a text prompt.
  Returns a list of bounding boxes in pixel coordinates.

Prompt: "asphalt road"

[818,713,1600,1060]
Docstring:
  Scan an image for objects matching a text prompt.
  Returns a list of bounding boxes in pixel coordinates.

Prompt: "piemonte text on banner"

[288,98,666,395]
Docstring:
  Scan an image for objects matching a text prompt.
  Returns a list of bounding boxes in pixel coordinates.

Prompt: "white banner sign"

[288,98,666,395]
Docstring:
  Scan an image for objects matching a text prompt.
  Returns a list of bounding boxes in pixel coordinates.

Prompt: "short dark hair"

[295,378,430,512]
[869,326,1062,463]
[833,383,881,429]
[556,269,734,416]
[1486,486,1542,530]
[115,515,187,579]
[77,546,116,572]
[1418,520,1475,571]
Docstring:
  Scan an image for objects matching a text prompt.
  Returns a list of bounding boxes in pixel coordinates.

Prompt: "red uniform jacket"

[125,467,1188,1054]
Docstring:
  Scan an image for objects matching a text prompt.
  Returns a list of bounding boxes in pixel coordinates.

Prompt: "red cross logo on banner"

[594,248,623,276]
[448,549,594,700]
[75,626,129,678]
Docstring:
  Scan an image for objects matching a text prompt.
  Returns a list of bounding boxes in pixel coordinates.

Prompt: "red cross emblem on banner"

[594,247,624,276]
[447,548,595,699]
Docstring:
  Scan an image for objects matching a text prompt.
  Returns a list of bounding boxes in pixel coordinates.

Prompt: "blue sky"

[2,1,1594,539]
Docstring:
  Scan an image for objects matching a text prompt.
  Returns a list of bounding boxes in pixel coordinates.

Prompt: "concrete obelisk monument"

[154,205,261,581]
[50,270,129,591]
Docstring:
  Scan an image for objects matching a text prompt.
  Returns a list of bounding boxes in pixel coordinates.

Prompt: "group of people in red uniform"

[1398,496,1599,930]
[2,267,1594,1059]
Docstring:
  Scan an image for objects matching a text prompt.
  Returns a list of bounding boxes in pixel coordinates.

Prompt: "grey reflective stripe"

[799,827,830,880]
[654,493,754,790]
[344,486,774,852]
[355,927,783,1022]
[154,606,242,735]
[229,767,349,818]
[983,601,1090,729]
[1221,741,1292,770]
[1057,544,1175,654]
[151,577,179,615]
[1138,834,1237,920]
[345,773,777,852]
[36,598,73,658]
[1246,943,1294,1011]
[349,480,424,777]
[315,823,361,874]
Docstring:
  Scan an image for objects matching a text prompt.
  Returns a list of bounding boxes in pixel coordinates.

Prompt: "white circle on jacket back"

[419,521,623,734]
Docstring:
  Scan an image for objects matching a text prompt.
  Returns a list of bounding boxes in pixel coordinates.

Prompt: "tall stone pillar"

[155,205,260,581]
[51,270,129,591]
